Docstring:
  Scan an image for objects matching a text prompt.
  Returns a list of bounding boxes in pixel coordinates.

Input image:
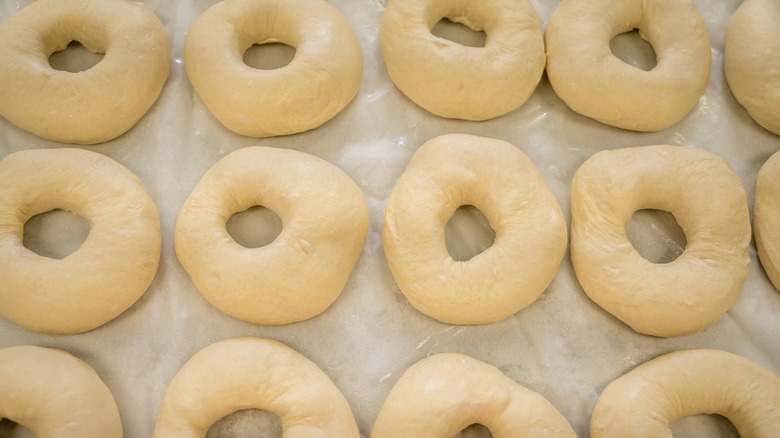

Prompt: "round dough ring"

[372,353,576,437]
[185,0,363,137]
[380,0,545,120]
[175,146,368,325]
[724,0,780,135]
[0,0,170,144]
[545,0,711,131]
[0,148,161,334]
[383,134,567,324]
[591,349,780,436]
[754,150,780,291]
[153,337,359,437]
[570,145,751,337]
[0,345,122,437]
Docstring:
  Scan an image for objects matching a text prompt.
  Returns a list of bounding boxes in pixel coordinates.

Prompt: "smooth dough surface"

[175,146,368,325]
[0,345,123,437]
[380,0,545,120]
[0,148,161,334]
[185,0,362,137]
[724,0,780,135]
[545,0,711,131]
[754,150,780,291]
[0,0,170,144]
[371,353,576,437]
[570,145,750,337]
[383,134,567,324]
[153,337,359,437]
[591,349,780,437]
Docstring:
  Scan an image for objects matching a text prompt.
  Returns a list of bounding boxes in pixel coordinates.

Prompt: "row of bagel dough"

[2,339,780,437]
[1,134,779,338]
[0,0,778,145]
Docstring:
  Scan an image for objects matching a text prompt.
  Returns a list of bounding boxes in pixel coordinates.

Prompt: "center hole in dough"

[49,41,105,73]
[206,408,282,438]
[23,209,90,260]
[243,42,296,70]
[610,29,657,71]
[445,205,496,262]
[431,18,486,48]
[455,423,493,438]
[0,419,35,438]
[670,414,739,438]
[626,209,687,264]
[226,205,283,248]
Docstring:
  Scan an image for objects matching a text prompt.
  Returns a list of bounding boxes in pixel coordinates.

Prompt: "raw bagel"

[0,0,170,144]
[591,349,780,437]
[570,145,751,337]
[0,148,161,334]
[0,345,123,437]
[153,337,359,437]
[545,0,711,131]
[754,150,780,291]
[372,353,576,437]
[185,0,362,137]
[724,0,780,135]
[383,134,567,324]
[175,146,368,325]
[380,0,545,120]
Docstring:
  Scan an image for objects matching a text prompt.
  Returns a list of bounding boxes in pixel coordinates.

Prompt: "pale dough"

[754,150,780,291]
[570,145,751,337]
[0,0,170,144]
[380,0,545,120]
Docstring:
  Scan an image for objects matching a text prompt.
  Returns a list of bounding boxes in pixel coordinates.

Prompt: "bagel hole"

[671,414,739,437]
[0,419,35,438]
[626,209,686,264]
[432,18,486,48]
[455,423,493,438]
[445,205,496,262]
[48,41,104,73]
[23,209,90,259]
[243,42,296,70]
[226,206,283,248]
[206,409,282,438]
[610,29,657,71]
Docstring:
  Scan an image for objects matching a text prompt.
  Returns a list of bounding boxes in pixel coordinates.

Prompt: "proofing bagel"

[185,0,363,137]
[153,337,359,437]
[0,148,161,334]
[0,345,123,437]
[591,349,780,437]
[570,145,751,337]
[754,151,780,291]
[175,146,368,325]
[545,0,711,131]
[383,134,567,324]
[380,0,545,120]
[0,0,170,144]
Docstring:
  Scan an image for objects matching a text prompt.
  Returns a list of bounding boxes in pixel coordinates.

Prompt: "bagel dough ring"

[372,353,576,437]
[591,349,780,436]
[380,0,545,120]
[724,0,780,135]
[0,149,161,334]
[383,134,567,324]
[570,145,751,337]
[0,0,170,144]
[545,0,711,131]
[175,146,368,325]
[153,337,359,437]
[0,345,123,437]
[754,151,780,291]
[184,0,362,137]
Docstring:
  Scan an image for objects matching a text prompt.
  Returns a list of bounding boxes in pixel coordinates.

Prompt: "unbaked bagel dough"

[545,0,711,131]
[383,134,567,324]
[724,0,780,135]
[0,148,161,334]
[591,349,780,437]
[0,345,123,437]
[754,151,780,291]
[153,337,359,437]
[175,146,368,325]
[570,145,751,337]
[185,0,363,137]
[380,0,545,120]
[371,353,576,437]
[0,0,170,144]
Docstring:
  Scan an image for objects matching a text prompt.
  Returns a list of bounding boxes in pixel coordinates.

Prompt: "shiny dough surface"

[755,150,780,291]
